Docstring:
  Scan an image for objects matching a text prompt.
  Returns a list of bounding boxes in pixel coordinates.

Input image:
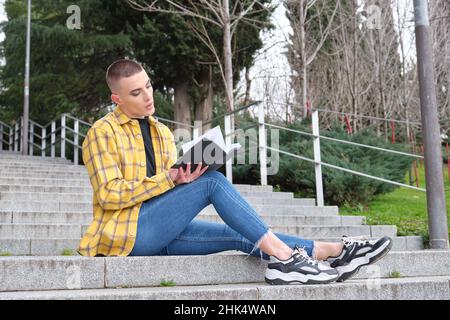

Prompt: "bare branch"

[127,0,223,27]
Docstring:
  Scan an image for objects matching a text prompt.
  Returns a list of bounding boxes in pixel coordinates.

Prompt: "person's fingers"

[199,165,209,175]
[194,162,203,174]
[186,163,191,174]
[176,167,187,184]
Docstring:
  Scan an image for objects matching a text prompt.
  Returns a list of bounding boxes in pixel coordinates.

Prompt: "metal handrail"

[0,120,12,129]
[2,111,204,165]
[65,126,87,138]
[313,107,423,126]
[64,114,93,127]
[29,119,45,129]
[264,122,424,159]
[267,145,427,192]
[156,117,195,128]
[0,103,429,206]
[203,101,261,126]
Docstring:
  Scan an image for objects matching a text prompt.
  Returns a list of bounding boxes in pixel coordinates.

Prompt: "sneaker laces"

[342,235,371,247]
[293,246,318,266]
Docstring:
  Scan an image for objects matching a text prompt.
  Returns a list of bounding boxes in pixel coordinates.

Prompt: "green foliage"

[160,279,176,287]
[61,249,75,256]
[319,125,412,206]
[0,0,132,125]
[341,164,450,241]
[389,271,402,278]
[0,0,274,129]
[233,118,413,207]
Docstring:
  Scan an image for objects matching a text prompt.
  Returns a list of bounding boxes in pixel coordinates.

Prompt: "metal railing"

[261,108,427,206]
[0,112,201,166]
[0,104,428,207]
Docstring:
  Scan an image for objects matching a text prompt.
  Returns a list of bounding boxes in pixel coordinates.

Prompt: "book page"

[181,126,227,153]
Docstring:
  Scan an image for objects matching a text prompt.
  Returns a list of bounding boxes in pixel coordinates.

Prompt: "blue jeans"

[129,171,314,260]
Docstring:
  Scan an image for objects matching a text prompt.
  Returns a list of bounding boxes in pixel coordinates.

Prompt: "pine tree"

[0,0,134,124]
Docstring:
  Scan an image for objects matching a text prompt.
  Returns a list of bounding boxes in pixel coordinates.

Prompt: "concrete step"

[0,164,87,172]
[0,224,82,239]
[0,201,337,215]
[0,223,396,239]
[0,156,74,166]
[0,186,296,200]
[0,185,94,194]
[0,177,91,187]
[0,236,423,256]
[1,276,449,300]
[0,173,90,180]
[0,211,356,225]
[0,176,278,192]
[200,204,339,216]
[0,169,89,178]
[314,236,424,251]
[0,251,448,293]
[0,157,73,164]
[198,214,364,225]
[0,192,312,206]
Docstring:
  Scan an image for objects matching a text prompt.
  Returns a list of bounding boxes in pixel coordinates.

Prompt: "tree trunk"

[173,80,191,136]
[244,67,252,106]
[299,0,308,118]
[195,67,214,132]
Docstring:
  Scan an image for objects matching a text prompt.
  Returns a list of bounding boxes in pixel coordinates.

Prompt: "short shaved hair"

[106,59,143,92]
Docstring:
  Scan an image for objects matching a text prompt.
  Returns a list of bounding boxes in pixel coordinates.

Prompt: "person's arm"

[82,127,175,210]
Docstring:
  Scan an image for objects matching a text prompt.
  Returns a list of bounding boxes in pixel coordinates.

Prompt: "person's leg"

[130,170,301,259]
[314,241,344,260]
[154,219,315,260]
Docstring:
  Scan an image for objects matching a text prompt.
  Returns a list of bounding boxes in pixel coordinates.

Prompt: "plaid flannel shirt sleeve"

[165,126,178,166]
[82,127,175,210]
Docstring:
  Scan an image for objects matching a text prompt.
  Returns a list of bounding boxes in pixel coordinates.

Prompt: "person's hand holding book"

[169,162,209,185]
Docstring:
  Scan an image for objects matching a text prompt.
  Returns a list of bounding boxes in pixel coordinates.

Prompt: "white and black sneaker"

[327,235,393,282]
[265,246,339,285]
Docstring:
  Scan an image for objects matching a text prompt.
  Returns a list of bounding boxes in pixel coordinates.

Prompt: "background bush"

[232,117,414,207]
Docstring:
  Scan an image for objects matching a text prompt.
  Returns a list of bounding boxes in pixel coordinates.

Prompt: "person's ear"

[111,93,121,105]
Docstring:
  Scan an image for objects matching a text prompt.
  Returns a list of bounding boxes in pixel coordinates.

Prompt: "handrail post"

[51,120,56,158]
[74,119,79,165]
[258,102,268,186]
[41,127,46,157]
[61,114,66,159]
[193,120,202,140]
[14,120,20,152]
[29,122,34,156]
[0,123,3,150]
[312,110,324,207]
[224,114,233,183]
[9,126,13,151]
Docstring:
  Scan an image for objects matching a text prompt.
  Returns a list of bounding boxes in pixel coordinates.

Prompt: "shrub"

[233,118,413,207]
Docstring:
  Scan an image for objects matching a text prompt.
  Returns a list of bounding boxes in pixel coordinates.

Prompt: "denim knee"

[202,170,226,181]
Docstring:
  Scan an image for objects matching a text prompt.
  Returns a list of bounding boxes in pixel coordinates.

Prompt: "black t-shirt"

[134,116,157,178]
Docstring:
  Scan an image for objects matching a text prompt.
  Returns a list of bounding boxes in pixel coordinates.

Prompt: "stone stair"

[0,151,449,300]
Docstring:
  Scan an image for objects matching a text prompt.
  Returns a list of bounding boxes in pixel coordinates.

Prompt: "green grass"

[389,271,402,278]
[0,252,12,256]
[61,249,75,256]
[160,279,176,287]
[340,162,450,242]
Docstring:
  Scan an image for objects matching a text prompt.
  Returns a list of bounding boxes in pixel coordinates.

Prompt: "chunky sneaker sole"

[265,246,339,285]
[265,269,339,285]
[335,236,393,282]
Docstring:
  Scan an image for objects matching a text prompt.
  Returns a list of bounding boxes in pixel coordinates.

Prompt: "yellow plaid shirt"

[78,106,177,257]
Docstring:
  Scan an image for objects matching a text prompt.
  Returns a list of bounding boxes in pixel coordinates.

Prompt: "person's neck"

[118,105,148,120]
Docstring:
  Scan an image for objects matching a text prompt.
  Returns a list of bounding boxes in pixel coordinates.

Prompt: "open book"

[171,126,241,173]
